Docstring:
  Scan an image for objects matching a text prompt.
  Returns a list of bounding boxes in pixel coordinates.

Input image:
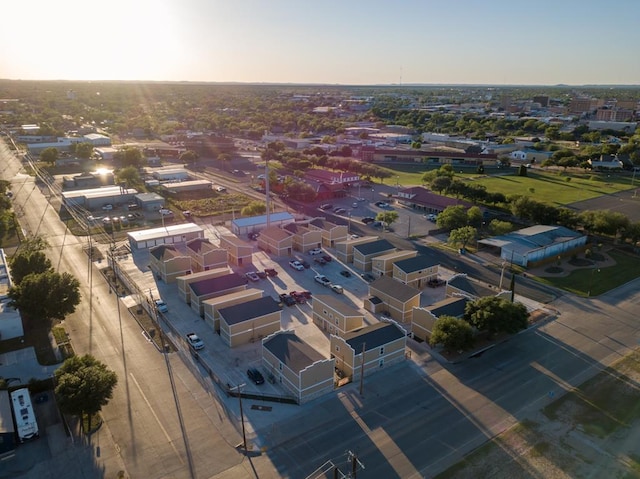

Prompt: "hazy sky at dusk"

[2,0,638,85]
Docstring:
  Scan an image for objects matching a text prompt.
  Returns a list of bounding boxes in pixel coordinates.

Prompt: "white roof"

[127,223,203,243]
[62,186,137,200]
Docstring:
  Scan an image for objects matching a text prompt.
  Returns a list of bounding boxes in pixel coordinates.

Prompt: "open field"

[436,349,640,479]
[534,250,640,297]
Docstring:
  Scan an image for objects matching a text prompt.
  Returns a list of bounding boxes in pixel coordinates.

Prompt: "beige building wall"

[202,288,263,330]
[353,246,396,272]
[411,307,438,342]
[220,312,281,348]
[189,248,228,273]
[371,250,417,278]
[190,284,247,317]
[219,235,253,267]
[393,263,439,289]
[150,254,192,283]
[292,230,322,253]
[312,297,363,336]
[177,267,230,303]
[330,332,406,379]
[369,286,420,323]
[334,236,379,263]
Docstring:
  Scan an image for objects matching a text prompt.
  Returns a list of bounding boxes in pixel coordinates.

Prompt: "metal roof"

[232,212,294,228]
[394,254,439,274]
[427,297,469,318]
[127,223,203,243]
[353,239,395,256]
[313,294,362,317]
[369,275,420,302]
[344,322,405,352]
[189,273,246,297]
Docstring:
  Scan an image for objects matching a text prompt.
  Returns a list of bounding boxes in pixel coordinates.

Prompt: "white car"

[330,284,344,294]
[159,208,173,216]
[215,186,227,192]
[154,299,168,313]
[289,260,305,271]
[102,204,113,211]
[245,271,260,282]
[186,333,204,350]
[308,248,323,255]
[314,274,331,287]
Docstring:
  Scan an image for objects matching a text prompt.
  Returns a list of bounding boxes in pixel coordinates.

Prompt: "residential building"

[308,218,349,248]
[311,294,364,337]
[330,320,406,381]
[365,276,421,323]
[283,223,322,253]
[334,235,379,263]
[392,255,440,289]
[218,296,282,348]
[177,267,231,304]
[148,245,191,283]
[202,288,263,331]
[352,239,396,271]
[186,238,228,273]
[412,297,469,342]
[360,146,498,167]
[371,250,417,278]
[262,331,335,404]
[219,235,253,267]
[257,226,293,257]
[446,274,499,300]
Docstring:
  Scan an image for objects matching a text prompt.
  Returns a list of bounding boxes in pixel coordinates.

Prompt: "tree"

[40,147,59,164]
[489,219,514,236]
[113,147,143,168]
[8,271,81,324]
[448,226,477,250]
[467,206,483,228]
[116,166,142,189]
[430,316,475,352]
[241,201,267,217]
[464,296,529,337]
[436,205,468,231]
[218,153,232,171]
[75,142,94,160]
[430,176,452,194]
[375,211,399,229]
[179,150,199,166]
[284,181,317,202]
[55,354,118,433]
[9,250,52,285]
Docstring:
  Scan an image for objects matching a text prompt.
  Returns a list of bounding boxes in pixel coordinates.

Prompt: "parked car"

[215,186,227,192]
[361,273,375,283]
[248,231,260,240]
[308,248,323,255]
[256,270,267,279]
[426,213,438,222]
[314,257,326,266]
[330,284,344,294]
[247,368,265,385]
[186,333,204,350]
[299,291,313,300]
[264,268,278,277]
[299,259,311,268]
[314,274,331,287]
[375,201,389,208]
[102,204,113,211]
[289,260,305,271]
[159,208,173,216]
[245,271,260,282]
[154,299,168,313]
[279,293,297,306]
[289,291,307,304]
[340,270,352,278]
[361,217,375,224]
[352,203,358,208]
[427,278,446,288]
[334,207,346,214]
[322,255,332,262]
[319,204,333,210]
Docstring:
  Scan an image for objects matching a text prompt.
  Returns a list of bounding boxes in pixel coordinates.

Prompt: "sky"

[1,0,639,86]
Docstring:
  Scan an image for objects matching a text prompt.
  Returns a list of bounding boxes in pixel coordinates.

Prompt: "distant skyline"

[2,0,639,86]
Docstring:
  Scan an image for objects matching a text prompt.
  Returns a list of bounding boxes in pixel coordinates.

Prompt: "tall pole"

[265,156,271,229]
[232,384,247,453]
[359,342,366,396]
[407,214,411,239]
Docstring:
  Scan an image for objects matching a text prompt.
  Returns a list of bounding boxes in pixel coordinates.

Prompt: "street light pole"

[587,267,601,297]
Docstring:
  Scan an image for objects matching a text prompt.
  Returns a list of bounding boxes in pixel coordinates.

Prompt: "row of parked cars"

[245,268,278,282]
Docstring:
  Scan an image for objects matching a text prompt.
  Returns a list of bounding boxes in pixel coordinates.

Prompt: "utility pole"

[359,342,366,397]
[231,383,248,453]
[407,214,411,239]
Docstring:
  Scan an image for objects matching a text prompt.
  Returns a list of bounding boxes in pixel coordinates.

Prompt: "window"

[323,309,328,315]
[379,347,385,355]
[335,318,339,325]
[335,345,340,352]
[379,358,384,367]
[279,362,283,371]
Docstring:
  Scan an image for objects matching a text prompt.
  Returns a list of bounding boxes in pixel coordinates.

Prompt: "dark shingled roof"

[345,322,405,352]
[150,244,179,261]
[369,275,420,302]
[427,297,469,318]
[309,218,341,230]
[353,239,395,256]
[313,294,362,317]
[218,296,281,325]
[186,238,213,254]
[394,254,439,274]
[189,273,246,297]
[447,275,496,298]
[263,332,326,373]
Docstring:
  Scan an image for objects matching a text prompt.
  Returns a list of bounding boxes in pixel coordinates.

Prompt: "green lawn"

[535,250,640,297]
[374,165,635,207]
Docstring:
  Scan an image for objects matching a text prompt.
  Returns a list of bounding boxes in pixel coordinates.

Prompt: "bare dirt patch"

[436,350,640,478]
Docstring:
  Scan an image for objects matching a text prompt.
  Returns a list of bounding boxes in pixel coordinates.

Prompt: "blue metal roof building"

[231,212,295,236]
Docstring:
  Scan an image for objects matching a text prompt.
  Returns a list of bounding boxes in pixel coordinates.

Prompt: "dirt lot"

[436,349,640,479]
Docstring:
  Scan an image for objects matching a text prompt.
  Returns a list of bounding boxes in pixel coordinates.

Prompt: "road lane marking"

[130,372,184,464]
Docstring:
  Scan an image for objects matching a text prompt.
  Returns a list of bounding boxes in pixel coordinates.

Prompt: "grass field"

[376,164,635,207]
[535,250,640,297]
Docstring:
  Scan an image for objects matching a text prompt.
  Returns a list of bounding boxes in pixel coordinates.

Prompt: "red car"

[322,255,332,262]
[289,291,307,304]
